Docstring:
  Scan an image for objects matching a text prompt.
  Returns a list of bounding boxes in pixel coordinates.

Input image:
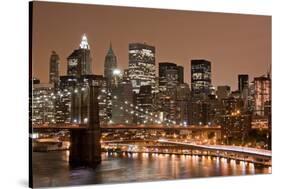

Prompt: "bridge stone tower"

[69,84,101,167]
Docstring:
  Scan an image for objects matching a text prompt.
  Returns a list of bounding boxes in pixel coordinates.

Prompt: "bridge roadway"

[102,139,271,158]
[157,139,271,158]
[32,124,221,131]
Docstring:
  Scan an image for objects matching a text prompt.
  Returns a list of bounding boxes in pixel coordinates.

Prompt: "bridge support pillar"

[69,85,101,168]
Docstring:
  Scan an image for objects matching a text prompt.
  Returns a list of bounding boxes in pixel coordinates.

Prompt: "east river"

[32,151,271,188]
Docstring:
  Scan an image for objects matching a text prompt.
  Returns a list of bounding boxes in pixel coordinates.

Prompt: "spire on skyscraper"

[80,33,90,50]
[107,41,114,55]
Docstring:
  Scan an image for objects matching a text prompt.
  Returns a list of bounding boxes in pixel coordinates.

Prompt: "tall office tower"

[159,62,178,92]
[104,42,117,89]
[49,51,60,86]
[55,76,77,124]
[238,74,249,93]
[32,83,55,125]
[216,85,231,100]
[253,75,271,116]
[177,65,184,84]
[191,59,211,97]
[128,43,156,93]
[67,34,92,77]
[238,74,250,109]
[175,83,190,125]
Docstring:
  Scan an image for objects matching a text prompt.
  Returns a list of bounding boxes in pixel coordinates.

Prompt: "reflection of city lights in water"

[142,153,149,158]
[132,152,138,158]
[240,161,246,174]
[215,157,220,168]
[180,155,185,161]
[221,158,229,175]
[230,160,237,173]
[268,166,272,173]
[65,150,70,162]
[249,163,255,174]
[34,150,272,188]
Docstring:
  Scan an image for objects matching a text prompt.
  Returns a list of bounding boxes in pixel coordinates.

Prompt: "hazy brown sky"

[32,1,271,90]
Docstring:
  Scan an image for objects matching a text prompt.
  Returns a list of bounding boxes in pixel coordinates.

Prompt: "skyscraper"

[175,83,190,125]
[128,43,156,93]
[177,65,184,84]
[49,51,60,86]
[32,83,55,125]
[159,62,177,92]
[158,62,184,92]
[191,59,211,96]
[67,34,92,77]
[104,42,117,89]
[253,75,271,116]
[238,74,249,93]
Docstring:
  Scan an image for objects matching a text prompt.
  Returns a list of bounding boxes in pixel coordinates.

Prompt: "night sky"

[32,1,271,90]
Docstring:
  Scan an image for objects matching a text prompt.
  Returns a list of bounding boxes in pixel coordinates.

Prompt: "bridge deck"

[32,124,221,131]
[158,140,272,158]
[102,139,271,158]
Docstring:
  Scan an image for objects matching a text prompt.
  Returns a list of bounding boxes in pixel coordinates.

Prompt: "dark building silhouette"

[159,62,177,91]
[238,74,249,93]
[175,83,190,125]
[135,85,154,124]
[67,34,92,77]
[177,65,184,84]
[111,77,134,125]
[158,62,184,92]
[32,77,40,84]
[128,43,156,93]
[191,59,211,96]
[217,85,231,100]
[49,51,60,86]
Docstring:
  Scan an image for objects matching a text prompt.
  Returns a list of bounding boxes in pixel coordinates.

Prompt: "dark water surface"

[32,151,270,188]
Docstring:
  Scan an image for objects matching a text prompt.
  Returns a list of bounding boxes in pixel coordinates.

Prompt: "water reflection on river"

[32,151,270,188]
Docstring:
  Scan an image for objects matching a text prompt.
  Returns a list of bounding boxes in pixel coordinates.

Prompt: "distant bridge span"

[158,139,271,158]
[102,139,272,158]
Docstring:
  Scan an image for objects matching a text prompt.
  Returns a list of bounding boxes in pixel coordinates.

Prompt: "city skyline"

[30,2,271,187]
[32,2,271,90]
